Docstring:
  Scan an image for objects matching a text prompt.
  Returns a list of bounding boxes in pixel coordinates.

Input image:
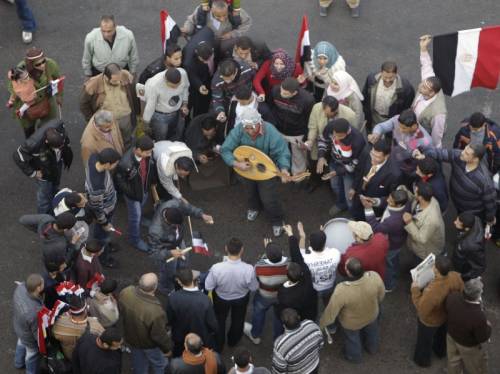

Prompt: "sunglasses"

[34,59,46,67]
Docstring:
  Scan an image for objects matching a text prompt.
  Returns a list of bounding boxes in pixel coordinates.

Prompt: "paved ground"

[1,0,500,373]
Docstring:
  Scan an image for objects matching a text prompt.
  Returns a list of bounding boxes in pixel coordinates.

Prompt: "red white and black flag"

[192,231,211,256]
[432,26,500,96]
[295,15,312,68]
[160,10,181,54]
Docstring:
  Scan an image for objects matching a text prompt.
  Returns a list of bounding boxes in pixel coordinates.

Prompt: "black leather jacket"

[453,217,486,281]
[115,147,156,202]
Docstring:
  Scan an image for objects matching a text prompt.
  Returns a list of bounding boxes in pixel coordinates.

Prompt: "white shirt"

[374,78,396,116]
[300,247,341,291]
[235,94,258,126]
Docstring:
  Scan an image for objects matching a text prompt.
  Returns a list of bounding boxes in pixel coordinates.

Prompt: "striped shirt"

[272,320,324,374]
[254,256,289,298]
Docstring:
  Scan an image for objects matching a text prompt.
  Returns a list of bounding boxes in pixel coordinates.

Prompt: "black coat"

[115,147,156,202]
[185,113,223,160]
[453,217,486,281]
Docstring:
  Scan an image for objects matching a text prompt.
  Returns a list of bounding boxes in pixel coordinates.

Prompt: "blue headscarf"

[313,41,339,70]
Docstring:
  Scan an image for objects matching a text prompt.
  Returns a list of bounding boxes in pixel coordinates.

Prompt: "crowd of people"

[6,1,495,373]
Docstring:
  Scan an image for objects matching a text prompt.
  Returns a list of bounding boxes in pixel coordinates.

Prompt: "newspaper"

[410,253,436,288]
[135,83,146,102]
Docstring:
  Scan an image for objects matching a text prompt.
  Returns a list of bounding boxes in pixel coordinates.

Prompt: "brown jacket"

[80,114,124,165]
[79,70,139,124]
[411,271,464,327]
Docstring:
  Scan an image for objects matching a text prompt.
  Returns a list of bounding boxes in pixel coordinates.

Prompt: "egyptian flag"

[433,26,500,96]
[192,231,211,256]
[48,76,65,96]
[295,15,312,68]
[160,10,181,54]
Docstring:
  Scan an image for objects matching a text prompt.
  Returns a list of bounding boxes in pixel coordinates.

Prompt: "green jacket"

[221,122,291,171]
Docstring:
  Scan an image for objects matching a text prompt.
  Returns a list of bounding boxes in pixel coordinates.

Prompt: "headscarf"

[326,70,364,101]
[25,47,45,81]
[270,49,296,81]
[313,41,339,70]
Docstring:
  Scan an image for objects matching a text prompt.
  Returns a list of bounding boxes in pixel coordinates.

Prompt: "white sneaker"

[243,322,261,345]
[22,31,33,44]
[4,0,15,4]
[246,209,259,221]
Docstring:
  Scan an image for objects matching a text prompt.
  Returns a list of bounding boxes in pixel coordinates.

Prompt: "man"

[228,346,270,374]
[338,221,389,280]
[185,114,222,165]
[411,255,464,367]
[270,78,315,178]
[88,279,119,328]
[82,15,139,78]
[403,182,445,261]
[80,63,139,149]
[419,144,496,225]
[115,136,156,252]
[143,68,190,141]
[272,308,324,374]
[351,139,401,220]
[42,253,70,309]
[362,61,415,133]
[445,278,491,374]
[85,148,121,268]
[52,294,104,360]
[211,58,254,124]
[453,111,500,174]
[453,212,486,282]
[317,118,366,216]
[220,108,291,236]
[411,35,447,148]
[205,237,259,350]
[80,109,124,165]
[167,267,219,356]
[415,157,448,213]
[119,273,172,374]
[13,119,73,214]
[148,198,213,295]
[369,109,432,179]
[320,258,385,363]
[13,274,44,374]
[72,327,123,374]
[170,333,226,374]
[139,43,184,85]
[363,189,410,291]
[73,239,103,290]
[244,239,289,344]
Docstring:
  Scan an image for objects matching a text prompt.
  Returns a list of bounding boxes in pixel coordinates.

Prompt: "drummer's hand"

[234,161,251,171]
[297,222,305,238]
[403,212,413,225]
[283,224,293,237]
[347,188,356,200]
[280,169,290,183]
[316,157,328,174]
[360,195,374,209]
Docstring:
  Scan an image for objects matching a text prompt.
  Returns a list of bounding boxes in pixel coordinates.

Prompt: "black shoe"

[109,242,121,253]
[101,257,119,269]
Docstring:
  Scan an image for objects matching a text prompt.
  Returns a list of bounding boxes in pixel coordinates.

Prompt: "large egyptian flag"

[295,15,312,67]
[433,26,500,97]
[160,9,181,54]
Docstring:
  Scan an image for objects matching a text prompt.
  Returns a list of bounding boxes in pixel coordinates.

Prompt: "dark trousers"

[212,291,249,351]
[414,320,447,367]
[244,177,284,225]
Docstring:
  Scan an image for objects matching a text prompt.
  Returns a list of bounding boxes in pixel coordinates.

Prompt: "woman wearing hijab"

[7,47,63,138]
[326,70,364,129]
[305,41,346,101]
[253,49,305,102]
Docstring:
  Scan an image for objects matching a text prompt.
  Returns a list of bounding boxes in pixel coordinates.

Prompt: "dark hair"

[165,68,181,84]
[100,15,115,24]
[227,237,243,256]
[44,255,66,273]
[103,63,121,80]
[469,112,486,128]
[330,118,350,134]
[390,190,408,207]
[234,84,253,100]
[135,135,154,151]
[281,77,299,93]
[54,212,76,230]
[426,76,442,93]
[163,207,183,225]
[100,279,117,295]
[164,43,181,58]
[398,109,417,128]
[287,262,303,283]
[309,231,327,252]
[175,267,194,286]
[200,116,218,130]
[280,308,301,329]
[219,59,237,77]
[9,67,27,80]
[372,139,391,155]
[417,157,438,176]
[435,255,451,276]
[174,156,195,172]
[416,181,433,202]
[233,347,252,368]
[45,128,65,148]
[469,143,486,161]
[381,61,398,73]
[195,42,213,60]
[64,192,83,208]
[85,239,103,253]
[100,327,122,345]
[458,211,476,230]
[322,96,339,112]
[97,148,121,164]
[346,257,364,277]
[235,36,254,50]
[68,294,87,315]
[265,242,282,263]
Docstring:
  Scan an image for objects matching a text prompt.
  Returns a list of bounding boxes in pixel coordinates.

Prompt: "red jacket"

[338,233,389,280]
[253,59,303,96]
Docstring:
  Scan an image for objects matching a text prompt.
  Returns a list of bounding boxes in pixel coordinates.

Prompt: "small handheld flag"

[295,15,312,68]
[160,10,181,54]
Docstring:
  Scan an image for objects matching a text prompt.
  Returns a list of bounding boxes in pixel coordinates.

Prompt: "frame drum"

[323,218,355,254]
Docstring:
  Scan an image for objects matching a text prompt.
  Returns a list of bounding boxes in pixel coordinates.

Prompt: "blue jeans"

[93,212,114,263]
[36,180,58,214]
[15,0,36,32]
[131,347,167,374]
[125,194,148,245]
[159,255,189,295]
[150,111,179,141]
[15,339,39,374]
[343,318,379,363]
[384,249,401,290]
[250,292,282,339]
[329,168,354,211]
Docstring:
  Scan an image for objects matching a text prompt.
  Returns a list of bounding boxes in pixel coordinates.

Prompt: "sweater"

[72,332,122,374]
[74,250,103,290]
[411,271,464,327]
[12,283,43,349]
[85,154,117,225]
[365,204,409,251]
[253,59,303,97]
[254,256,289,298]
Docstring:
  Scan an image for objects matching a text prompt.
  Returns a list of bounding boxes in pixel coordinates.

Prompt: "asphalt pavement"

[1,0,500,373]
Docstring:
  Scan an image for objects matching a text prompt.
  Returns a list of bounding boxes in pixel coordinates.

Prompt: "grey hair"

[94,110,114,126]
[211,0,228,10]
[464,277,483,301]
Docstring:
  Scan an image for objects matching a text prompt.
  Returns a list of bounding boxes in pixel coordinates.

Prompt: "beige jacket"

[80,114,124,165]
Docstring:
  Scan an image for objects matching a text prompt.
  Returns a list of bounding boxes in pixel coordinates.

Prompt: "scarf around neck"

[182,348,218,374]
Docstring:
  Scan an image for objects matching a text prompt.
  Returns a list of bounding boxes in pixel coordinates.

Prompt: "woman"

[305,41,346,101]
[326,70,364,129]
[253,49,304,102]
[7,47,62,138]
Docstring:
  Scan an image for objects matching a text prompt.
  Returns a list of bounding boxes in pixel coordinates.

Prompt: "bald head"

[184,333,203,354]
[26,273,44,295]
[139,273,158,293]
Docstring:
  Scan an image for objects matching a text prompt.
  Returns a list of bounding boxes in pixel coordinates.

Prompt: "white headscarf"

[326,70,364,101]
